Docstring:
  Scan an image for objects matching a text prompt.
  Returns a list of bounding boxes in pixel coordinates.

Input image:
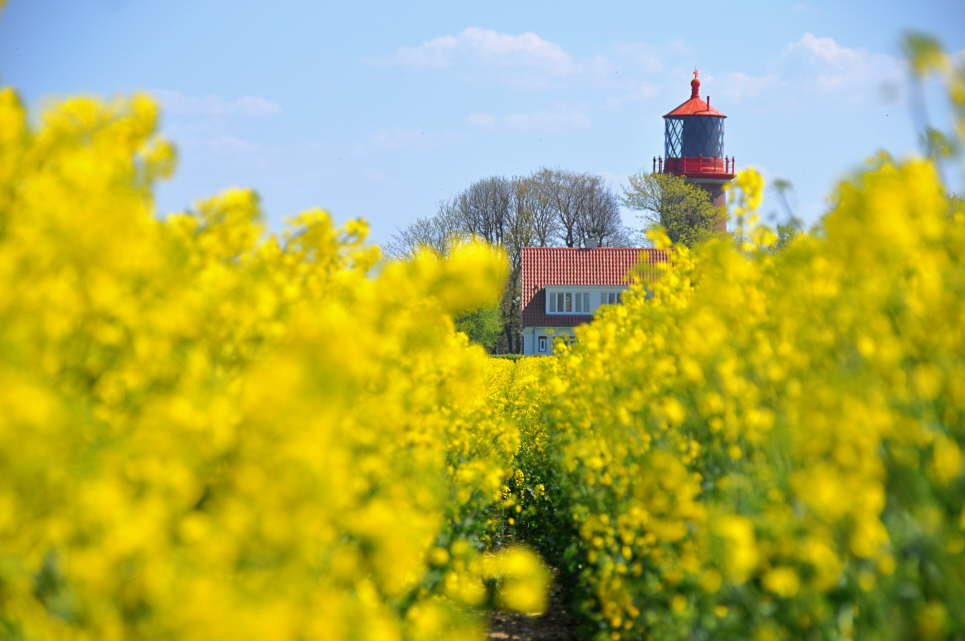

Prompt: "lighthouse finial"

[690,69,700,99]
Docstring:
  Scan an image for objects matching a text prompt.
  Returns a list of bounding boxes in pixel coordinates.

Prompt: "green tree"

[622,172,725,247]
[454,306,502,352]
[770,178,804,249]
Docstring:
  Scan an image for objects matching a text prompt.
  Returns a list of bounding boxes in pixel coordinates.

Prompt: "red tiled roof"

[520,247,668,328]
[663,96,726,118]
[664,74,727,118]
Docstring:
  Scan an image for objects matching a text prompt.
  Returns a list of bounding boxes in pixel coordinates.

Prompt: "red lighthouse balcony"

[654,155,735,180]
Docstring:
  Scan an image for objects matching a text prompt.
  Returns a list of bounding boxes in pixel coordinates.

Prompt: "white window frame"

[545,286,625,315]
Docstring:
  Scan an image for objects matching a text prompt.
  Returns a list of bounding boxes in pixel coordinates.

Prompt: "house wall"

[522,327,534,355]
[522,285,632,355]
[522,326,577,355]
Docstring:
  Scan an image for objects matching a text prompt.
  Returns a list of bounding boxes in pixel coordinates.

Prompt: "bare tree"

[518,171,562,246]
[384,200,461,258]
[454,177,512,246]
[387,167,633,352]
[575,175,629,248]
[537,169,583,247]
[530,169,630,248]
[504,179,536,272]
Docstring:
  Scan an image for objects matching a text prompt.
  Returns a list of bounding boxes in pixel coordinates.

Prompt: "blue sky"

[2,0,963,245]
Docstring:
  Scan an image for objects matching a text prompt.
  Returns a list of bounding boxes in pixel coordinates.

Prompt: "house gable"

[520,247,668,329]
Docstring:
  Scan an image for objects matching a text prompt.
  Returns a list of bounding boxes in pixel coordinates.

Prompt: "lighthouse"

[653,71,734,228]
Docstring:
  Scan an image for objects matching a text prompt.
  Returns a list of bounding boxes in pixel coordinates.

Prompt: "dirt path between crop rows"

[487,572,580,641]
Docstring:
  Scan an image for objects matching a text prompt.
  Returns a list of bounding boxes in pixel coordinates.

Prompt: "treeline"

[386,168,633,353]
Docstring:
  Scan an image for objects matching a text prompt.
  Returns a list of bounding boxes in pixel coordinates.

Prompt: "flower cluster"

[506,61,965,640]
[0,88,548,641]
[3,32,965,641]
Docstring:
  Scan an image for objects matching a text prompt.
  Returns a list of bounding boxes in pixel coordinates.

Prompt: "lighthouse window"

[681,116,724,158]
[665,116,724,158]
[665,118,683,158]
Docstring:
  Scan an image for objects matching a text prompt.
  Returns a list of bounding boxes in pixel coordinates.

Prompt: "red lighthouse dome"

[654,70,735,180]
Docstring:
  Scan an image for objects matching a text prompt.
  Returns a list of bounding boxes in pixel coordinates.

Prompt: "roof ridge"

[521,246,655,250]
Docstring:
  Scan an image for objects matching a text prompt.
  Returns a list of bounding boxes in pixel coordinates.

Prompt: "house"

[520,247,668,355]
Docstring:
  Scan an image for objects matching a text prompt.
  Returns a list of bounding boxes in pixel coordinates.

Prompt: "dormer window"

[548,290,591,314]
[546,287,624,315]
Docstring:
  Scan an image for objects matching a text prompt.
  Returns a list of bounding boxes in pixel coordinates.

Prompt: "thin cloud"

[389,27,576,75]
[200,135,258,153]
[371,128,430,150]
[352,128,461,156]
[703,34,904,104]
[598,42,668,75]
[163,121,260,154]
[602,82,659,110]
[383,29,907,127]
[151,89,282,117]
[384,29,691,92]
[391,34,459,68]
[466,108,590,132]
[465,113,497,128]
[711,71,780,101]
[782,33,903,93]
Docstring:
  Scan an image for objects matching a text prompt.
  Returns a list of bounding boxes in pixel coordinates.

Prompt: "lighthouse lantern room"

[654,70,735,210]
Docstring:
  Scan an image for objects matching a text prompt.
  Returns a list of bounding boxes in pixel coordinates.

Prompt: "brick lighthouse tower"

[653,70,734,229]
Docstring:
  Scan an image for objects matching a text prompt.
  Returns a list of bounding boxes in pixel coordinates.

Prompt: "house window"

[547,290,592,314]
[575,292,590,313]
[551,292,572,313]
[538,336,547,353]
[602,290,620,305]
